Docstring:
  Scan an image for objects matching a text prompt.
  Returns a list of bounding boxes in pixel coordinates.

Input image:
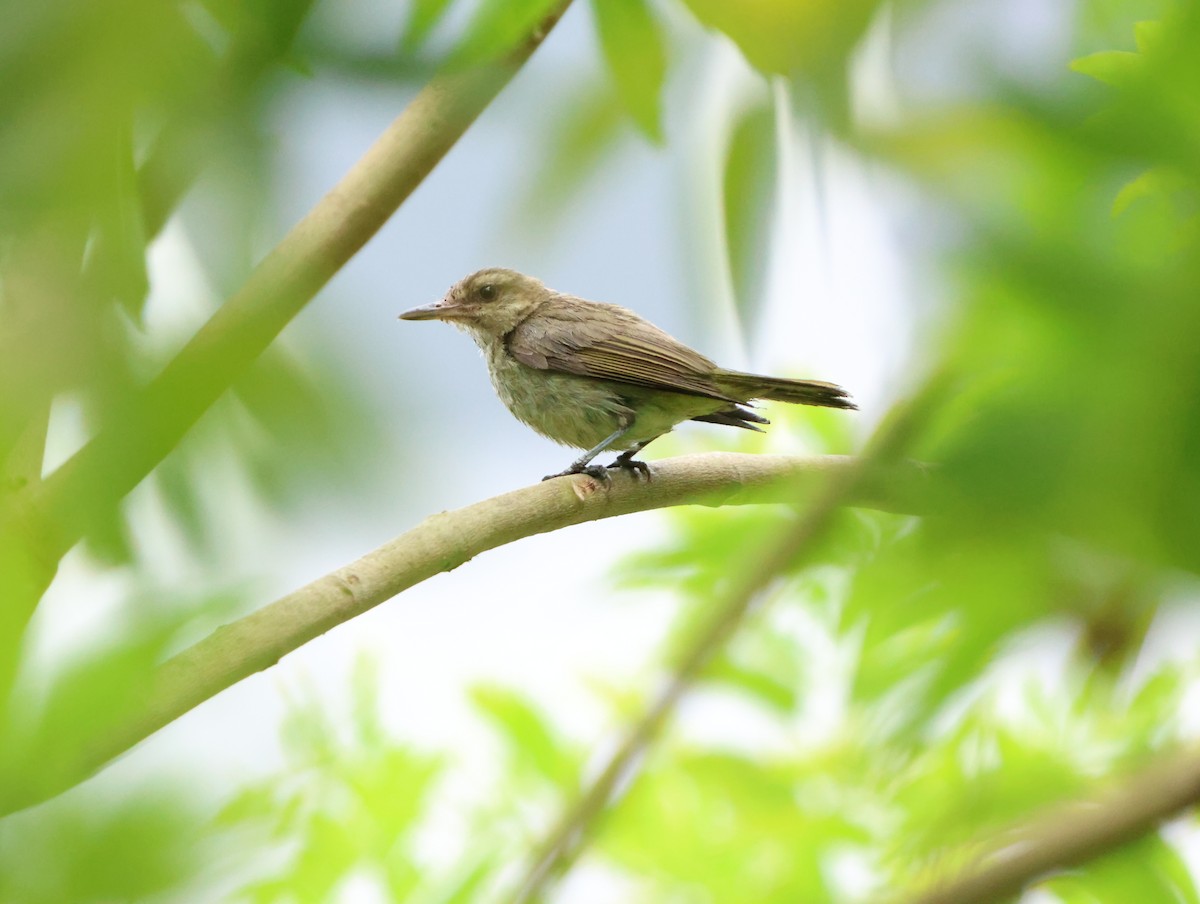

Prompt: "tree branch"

[22,0,575,566]
[1,452,928,815]
[902,746,1200,904]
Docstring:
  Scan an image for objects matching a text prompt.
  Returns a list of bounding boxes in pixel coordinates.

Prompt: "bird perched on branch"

[400,268,854,481]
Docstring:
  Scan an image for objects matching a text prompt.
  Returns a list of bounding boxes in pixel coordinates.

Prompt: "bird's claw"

[608,457,652,480]
[542,464,612,483]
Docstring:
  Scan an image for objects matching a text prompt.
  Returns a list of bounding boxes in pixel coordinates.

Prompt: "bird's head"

[399,268,550,342]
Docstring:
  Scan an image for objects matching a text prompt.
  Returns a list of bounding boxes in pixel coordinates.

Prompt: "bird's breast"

[485,348,635,449]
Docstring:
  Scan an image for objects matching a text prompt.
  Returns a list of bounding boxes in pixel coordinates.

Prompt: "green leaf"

[350,654,386,749]
[1151,835,1200,904]
[1127,665,1185,728]
[0,795,203,903]
[680,0,880,78]
[428,855,498,904]
[215,784,281,827]
[288,812,359,901]
[81,496,136,566]
[154,449,210,554]
[590,0,667,142]
[1112,166,1190,218]
[92,123,150,319]
[518,82,625,229]
[344,748,443,839]
[1070,50,1141,86]
[1044,834,1197,904]
[603,750,866,899]
[470,685,577,786]
[1134,19,1164,53]
[722,102,777,331]
[400,0,458,52]
[705,652,796,713]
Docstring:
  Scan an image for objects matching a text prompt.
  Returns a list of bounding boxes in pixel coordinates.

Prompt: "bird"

[399,268,854,481]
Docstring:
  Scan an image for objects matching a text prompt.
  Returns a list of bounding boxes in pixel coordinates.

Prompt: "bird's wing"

[506,297,736,402]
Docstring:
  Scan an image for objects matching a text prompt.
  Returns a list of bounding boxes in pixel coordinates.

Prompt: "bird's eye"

[478,283,497,301]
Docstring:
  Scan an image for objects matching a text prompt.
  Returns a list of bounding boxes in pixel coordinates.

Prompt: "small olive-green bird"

[400,268,854,481]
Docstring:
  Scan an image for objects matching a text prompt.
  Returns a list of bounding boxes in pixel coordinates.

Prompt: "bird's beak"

[398,299,459,321]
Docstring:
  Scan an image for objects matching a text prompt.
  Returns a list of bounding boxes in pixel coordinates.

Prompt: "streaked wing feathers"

[506,297,735,402]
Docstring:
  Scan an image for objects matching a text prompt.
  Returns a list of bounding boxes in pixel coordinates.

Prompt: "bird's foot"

[608,456,652,480]
[542,463,612,483]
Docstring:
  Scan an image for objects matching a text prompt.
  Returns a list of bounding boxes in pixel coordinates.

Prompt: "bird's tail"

[717,371,856,410]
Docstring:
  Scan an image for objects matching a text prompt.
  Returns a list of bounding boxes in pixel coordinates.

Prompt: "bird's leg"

[607,435,660,480]
[542,426,631,482]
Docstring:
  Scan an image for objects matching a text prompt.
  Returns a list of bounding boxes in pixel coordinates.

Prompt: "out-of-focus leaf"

[706,651,796,713]
[1150,834,1200,904]
[519,82,626,230]
[1055,886,1103,904]
[722,102,777,331]
[154,446,211,554]
[680,0,881,78]
[400,0,458,53]
[1123,665,1186,750]
[1113,167,1163,216]
[703,608,814,714]
[385,858,421,901]
[428,855,498,904]
[589,0,667,142]
[471,685,577,786]
[1111,166,1192,225]
[0,794,204,903]
[1071,49,1142,85]
[889,722,1091,863]
[0,582,243,814]
[347,747,444,839]
[602,750,869,901]
[215,784,281,827]
[448,0,560,68]
[288,813,359,902]
[86,125,150,319]
[848,527,1055,727]
[228,678,446,903]
[615,506,794,599]
[279,692,337,764]
[1,647,153,806]
[1069,17,1156,87]
[81,497,136,566]
[350,654,385,749]
[1045,834,1198,904]
[1135,19,1165,52]
[230,343,383,510]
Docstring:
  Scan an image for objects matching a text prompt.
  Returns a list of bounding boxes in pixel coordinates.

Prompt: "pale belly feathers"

[483,345,724,451]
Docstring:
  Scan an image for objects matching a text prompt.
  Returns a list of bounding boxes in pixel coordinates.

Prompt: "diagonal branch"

[902,746,1200,904]
[0,452,930,816]
[22,0,575,568]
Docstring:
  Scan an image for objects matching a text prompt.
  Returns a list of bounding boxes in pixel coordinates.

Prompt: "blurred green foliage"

[221,660,449,903]
[723,101,778,329]
[5,0,1200,902]
[0,791,208,903]
[590,0,668,143]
